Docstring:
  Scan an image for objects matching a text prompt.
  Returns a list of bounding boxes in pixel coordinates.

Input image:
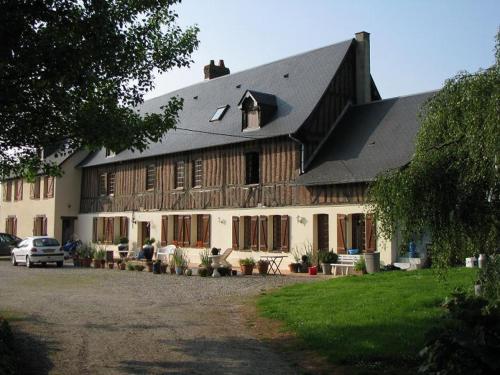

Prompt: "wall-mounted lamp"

[217,217,226,225]
[296,215,306,224]
[131,210,137,225]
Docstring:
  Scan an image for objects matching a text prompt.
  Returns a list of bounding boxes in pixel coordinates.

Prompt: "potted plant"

[116,258,126,270]
[135,264,145,272]
[72,252,80,267]
[173,249,186,275]
[78,243,93,267]
[353,257,367,275]
[239,258,255,275]
[300,254,311,273]
[153,259,162,274]
[92,248,106,268]
[198,248,213,277]
[257,259,270,275]
[145,260,154,272]
[319,251,338,275]
[160,262,167,274]
[126,262,135,271]
[107,261,114,269]
[142,238,155,261]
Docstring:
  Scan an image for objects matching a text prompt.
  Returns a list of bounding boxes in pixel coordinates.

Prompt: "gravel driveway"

[0,260,311,374]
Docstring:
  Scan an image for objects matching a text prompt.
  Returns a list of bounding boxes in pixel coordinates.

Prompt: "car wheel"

[26,256,33,268]
[56,261,63,268]
[41,262,47,267]
[11,254,18,266]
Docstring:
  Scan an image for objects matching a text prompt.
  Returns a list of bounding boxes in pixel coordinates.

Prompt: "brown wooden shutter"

[202,214,210,247]
[13,217,17,236]
[176,215,183,244]
[2,183,7,201]
[120,217,129,239]
[15,180,22,200]
[259,216,268,251]
[33,217,36,235]
[47,176,54,198]
[250,216,258,250]
[365,214,376,252]
[232,216,240,250]
[42,216,48,236]
[160,216,168,246]
[280,215,290,252]
[183,215,191,246]
[30,181,35,199]
[5,219,8,234]
[92,218,98,242]
[337,214,347,254]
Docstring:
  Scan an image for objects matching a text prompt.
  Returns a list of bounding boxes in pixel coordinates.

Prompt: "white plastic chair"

[157,245,176,262]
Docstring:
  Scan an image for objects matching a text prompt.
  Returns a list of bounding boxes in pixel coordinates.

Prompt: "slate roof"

[295,91,437,186]
[80,39,354,167]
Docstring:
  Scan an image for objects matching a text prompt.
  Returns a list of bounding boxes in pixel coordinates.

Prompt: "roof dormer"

[238,90,277,131]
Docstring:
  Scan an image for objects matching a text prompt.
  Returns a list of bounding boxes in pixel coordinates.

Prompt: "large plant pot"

[82,258,91,268]
[93,259,101,269]
[119,263,126,270]
[175,266,183,275]
[153,262,161,274]
[365,252,380,274]
[257,263,269,275]
[146,261,153,272]
[108,262,114,269]
[321,263,332,275]
[142,245,154,261]
[240,264,254,275]
[308,266,318,275]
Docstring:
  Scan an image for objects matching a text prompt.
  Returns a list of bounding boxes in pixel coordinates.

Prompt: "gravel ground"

[0,260,314,374]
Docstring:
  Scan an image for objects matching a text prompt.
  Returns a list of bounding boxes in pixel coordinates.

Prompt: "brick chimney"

[355,31,371,105]
[204,60,230,80]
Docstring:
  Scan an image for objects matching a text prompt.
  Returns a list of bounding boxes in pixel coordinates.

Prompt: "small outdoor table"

[260,255,286,275]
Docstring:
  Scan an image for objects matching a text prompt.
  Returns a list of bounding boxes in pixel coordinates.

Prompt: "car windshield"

[33,238,60,247]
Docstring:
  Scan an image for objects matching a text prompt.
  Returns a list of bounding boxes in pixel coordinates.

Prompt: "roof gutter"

[288,133,305,175]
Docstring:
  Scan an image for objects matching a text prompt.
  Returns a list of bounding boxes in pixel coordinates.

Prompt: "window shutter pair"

[161,216,168,246]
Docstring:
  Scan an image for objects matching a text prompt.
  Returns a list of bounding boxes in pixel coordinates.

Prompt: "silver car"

[11,237,64,268]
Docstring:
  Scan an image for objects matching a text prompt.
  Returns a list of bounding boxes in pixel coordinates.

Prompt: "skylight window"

[209,105,229,122]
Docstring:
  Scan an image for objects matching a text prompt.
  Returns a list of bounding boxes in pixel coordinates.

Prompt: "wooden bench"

[331,255,361,276]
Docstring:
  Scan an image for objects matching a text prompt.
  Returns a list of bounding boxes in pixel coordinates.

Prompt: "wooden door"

[317,214,329,251]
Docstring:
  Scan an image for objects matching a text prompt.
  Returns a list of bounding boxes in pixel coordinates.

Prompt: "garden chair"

[219,248,233,268]
[156,245,176,263]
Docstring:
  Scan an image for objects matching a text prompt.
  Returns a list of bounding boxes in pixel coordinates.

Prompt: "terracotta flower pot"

[108,262,114,269]
[240,264,254,275]
[146,261,153,272]
[257,262,269,275]
[93,259,101,268]
[119,263,126,270]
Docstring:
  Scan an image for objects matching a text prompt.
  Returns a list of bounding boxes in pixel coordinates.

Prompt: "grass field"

[257,268,476,371]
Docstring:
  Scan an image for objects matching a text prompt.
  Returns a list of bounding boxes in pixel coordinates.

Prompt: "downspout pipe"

[288,133,305,175]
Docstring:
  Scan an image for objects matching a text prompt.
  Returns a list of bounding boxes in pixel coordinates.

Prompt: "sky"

[145,0,499,100]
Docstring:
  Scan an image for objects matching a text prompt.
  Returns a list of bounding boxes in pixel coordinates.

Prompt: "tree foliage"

[368,32,500,266]
[0,0,199,177]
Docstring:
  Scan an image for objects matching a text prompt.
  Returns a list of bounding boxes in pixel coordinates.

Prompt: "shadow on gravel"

[118,337,292,375]
[13,327,57,375]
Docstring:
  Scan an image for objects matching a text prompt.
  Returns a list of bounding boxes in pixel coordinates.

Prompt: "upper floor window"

[175,161,185,189]
[209,105,229,122]
[99,173,107,196]
[107,172,115,195]
[2,180,12,202]
[43,176,54,199]
[105,148,115,158]
[192,159,202,188]
[238,90,277,131]
[14,179,23,201]
[146,164,155,191]
[245,152,260,185]
[30,177,41,199]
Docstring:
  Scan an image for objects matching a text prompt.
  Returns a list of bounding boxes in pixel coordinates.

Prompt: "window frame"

[245,152,260,185]
[175,161,185,190]
[209,105,229,122]
[192,158,202,188]
[145,164,156,191]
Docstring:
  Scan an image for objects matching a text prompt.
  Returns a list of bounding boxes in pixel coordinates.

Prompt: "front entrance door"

[138,222,151,247]
[61,217,76,244]
[351,214,365,251]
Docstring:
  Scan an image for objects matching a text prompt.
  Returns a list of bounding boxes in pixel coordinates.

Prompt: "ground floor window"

[33,215,47,236]
[92,216,128,244]
[161,214,211,248]
[232,215,289,251]
[5,216,17,236]
[336,213,376,254]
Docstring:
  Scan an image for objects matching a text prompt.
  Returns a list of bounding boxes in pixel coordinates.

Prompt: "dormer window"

[105,148,115,158]
[209,105,229,122]
[238,90,277,131]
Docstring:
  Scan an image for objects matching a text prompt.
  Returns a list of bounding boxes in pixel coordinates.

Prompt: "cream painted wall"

[0,179,56,239]
[77,204,397,270]
[0,151,87,243]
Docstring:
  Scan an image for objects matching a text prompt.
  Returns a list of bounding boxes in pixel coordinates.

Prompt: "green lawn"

[257,268,476,370]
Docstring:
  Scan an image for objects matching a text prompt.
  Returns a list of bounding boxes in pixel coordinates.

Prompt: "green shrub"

[354,256,366,272]
[126,262,135,271]
[418,291,500,374]
[239,258,256,266]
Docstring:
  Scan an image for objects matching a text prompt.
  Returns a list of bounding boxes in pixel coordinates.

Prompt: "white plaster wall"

[77,204,396,269]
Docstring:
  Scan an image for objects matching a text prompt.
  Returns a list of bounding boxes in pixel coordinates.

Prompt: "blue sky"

[146,0,499,100]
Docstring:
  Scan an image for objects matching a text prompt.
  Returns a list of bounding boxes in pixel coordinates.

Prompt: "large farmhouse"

[0,32,433,268]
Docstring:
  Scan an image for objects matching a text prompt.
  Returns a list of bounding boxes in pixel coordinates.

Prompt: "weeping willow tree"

[368,32,500,267]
